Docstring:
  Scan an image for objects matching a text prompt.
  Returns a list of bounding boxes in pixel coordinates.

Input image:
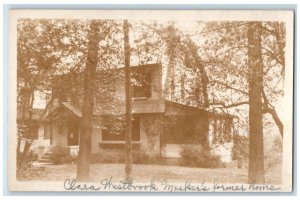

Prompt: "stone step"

[39,158,54,163]
[41,155,53,159]
[44,152,55,156]
[32,161,53,166]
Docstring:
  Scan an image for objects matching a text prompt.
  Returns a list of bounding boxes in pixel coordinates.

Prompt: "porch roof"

[61,99,166,117]
[55,100,234,119]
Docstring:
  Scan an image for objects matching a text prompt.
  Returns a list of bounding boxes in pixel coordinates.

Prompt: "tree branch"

[262,90,283,138]
[211,80,249,95]
[209,101,249,109]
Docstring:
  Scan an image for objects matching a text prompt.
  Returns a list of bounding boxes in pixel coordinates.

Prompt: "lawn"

[25,162,281,185]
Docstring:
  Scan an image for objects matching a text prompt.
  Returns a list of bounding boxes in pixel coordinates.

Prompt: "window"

[212,118,232,144]
[132,72,152,98]
[102,118,140,141]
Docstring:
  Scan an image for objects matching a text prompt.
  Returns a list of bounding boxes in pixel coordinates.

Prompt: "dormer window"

[132,71,152,98]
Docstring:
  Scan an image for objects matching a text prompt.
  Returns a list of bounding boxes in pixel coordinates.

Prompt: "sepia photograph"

[7,10,294,192]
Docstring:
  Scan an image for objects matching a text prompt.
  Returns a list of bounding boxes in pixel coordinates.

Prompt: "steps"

[39,155,54,163]
[38,150,55,164]
[38,146,71,164]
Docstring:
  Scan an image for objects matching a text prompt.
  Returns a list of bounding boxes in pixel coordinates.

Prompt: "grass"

[24,162,281,185]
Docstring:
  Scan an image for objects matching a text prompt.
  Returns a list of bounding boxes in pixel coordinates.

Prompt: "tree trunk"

[247,22,265,184]
[77,20,100,181]
[18,90,34,171]
[16,138,21,167]
[123,20,133,180]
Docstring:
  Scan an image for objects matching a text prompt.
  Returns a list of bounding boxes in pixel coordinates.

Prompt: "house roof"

[59,99,166,117]
[96,100,166,115]
[132,99,165,114]
[62,102,83,117]
[47,99,235,120]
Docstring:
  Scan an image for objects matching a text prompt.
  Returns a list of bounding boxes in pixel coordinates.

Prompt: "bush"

[50,146,77,164]
[49,146,69,156]
[90,149,162,164]
[232,135,248,168]
[17,150,40,180]
[265,136,282,171]
[53,154,77,164]
[17,162,47,180]
[133,149,162,164]
[90,150,125,164]
[180,144,224,168]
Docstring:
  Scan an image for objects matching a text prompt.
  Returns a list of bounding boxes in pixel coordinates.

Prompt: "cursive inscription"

[63,178,281,192]
[64,179,100,191]
[101,177,158,191]
[161,179,210,192]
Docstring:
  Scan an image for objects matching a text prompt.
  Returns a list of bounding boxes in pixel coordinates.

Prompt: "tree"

[200,21,284,139]
[247,22,265,184]
[123,20,133,180]
[199,21,286,183]
[130,22,209,108]
[77,20,101,181]
[16,19,87,175]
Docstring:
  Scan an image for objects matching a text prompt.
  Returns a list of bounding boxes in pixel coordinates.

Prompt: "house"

[36,63,235,163]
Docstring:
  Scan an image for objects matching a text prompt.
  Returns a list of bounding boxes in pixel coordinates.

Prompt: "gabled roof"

[62,102,82,117]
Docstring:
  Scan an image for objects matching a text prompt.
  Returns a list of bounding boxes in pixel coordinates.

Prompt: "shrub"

[53,154,77,164]
[49,146,69,156]
[232,134,248,168]
[180,144,224,168]
[133,149,162,164]
[265,136,282,171]
[50,146,77,164]
[90,149,162,164]
[16,150,40,180]
[17,162,47,180]
[90,150,125,164]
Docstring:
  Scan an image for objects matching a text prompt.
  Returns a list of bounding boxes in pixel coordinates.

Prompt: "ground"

[23,162,281,185]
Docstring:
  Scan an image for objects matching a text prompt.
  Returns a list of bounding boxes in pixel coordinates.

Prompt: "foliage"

[180,144,224,168]
[200,22,284,134]
[53,154,78,165]
[48,146,77,164]
[90,149,162,164]
[231,134,249,168]
[131,22,209,106]
[265,136,282,171]
[90,150,124,164]
[133,149,162,164]
[16,150,38,180]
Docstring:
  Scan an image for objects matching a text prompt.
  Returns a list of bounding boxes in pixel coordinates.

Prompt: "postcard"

[7,9,294,192]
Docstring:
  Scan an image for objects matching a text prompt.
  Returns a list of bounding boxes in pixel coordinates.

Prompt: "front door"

[68,120,79,146]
